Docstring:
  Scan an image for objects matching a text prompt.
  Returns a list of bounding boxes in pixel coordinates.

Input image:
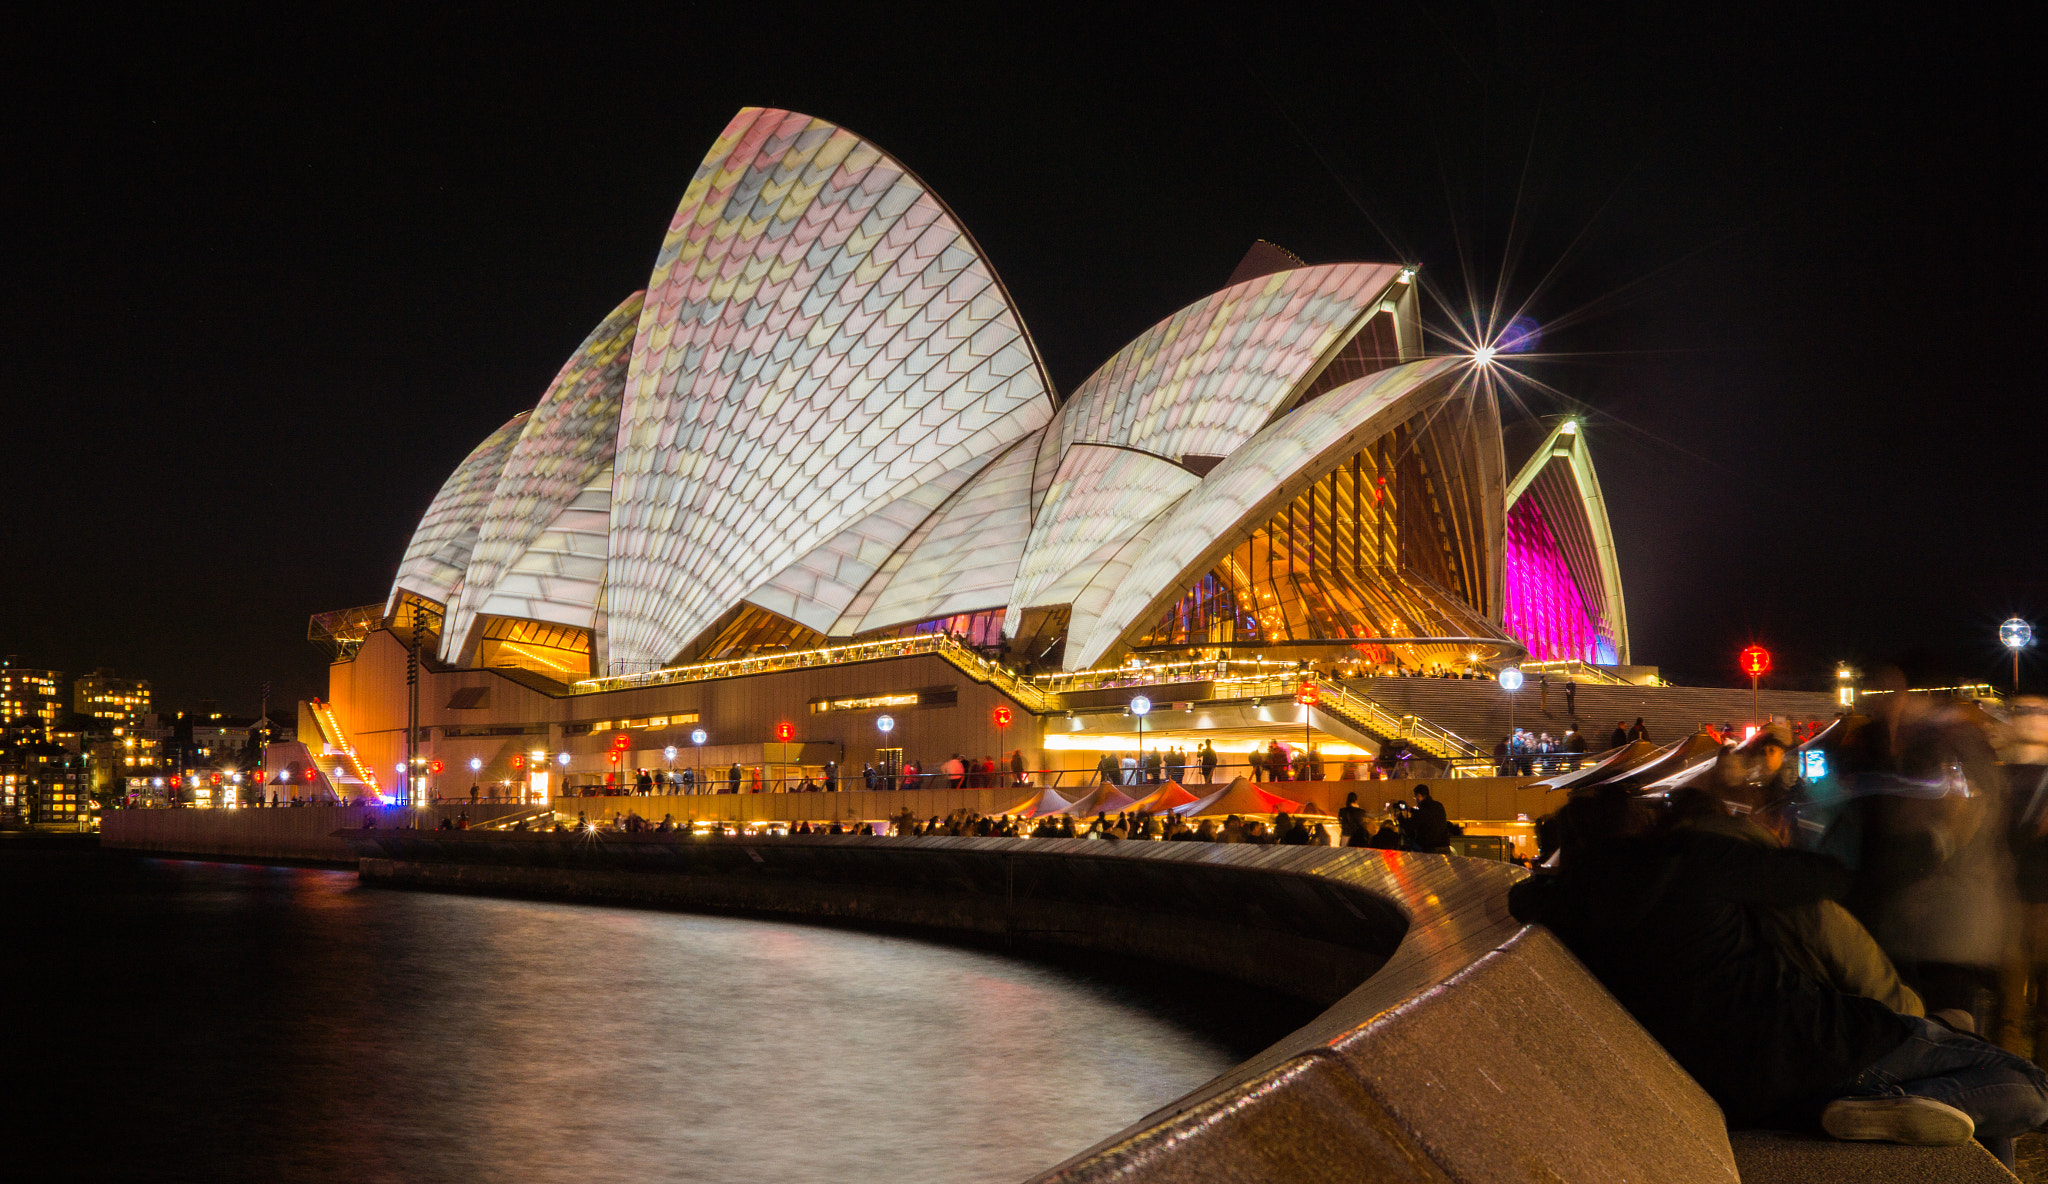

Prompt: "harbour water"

[3,842,1298,1183]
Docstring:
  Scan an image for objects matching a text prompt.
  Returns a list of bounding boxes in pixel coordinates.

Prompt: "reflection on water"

[2,847,1259,1183]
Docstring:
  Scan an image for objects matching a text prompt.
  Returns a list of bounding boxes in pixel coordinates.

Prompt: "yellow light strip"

[312,702,380,794]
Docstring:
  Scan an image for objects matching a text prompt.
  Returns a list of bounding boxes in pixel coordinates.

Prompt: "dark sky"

[4,5,2042,712]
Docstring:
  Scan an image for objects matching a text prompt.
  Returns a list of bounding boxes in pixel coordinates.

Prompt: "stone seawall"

[101,804,536,863]
[342,832,1743,1182]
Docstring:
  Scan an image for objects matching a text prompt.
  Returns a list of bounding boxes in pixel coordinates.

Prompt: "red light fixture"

[611,733,631,750]
[429,759,444,775]
[1739,645,1772,677]
[510,754,526,770]
[992,705,1013,728]
[774,722,795,744]
[1295,683,1320,706]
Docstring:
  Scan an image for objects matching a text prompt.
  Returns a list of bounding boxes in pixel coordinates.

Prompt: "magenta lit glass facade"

[1502,495,1615,664]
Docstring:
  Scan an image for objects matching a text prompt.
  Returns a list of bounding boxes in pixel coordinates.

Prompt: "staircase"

[1308,680,1486,761]
[1351,676,1843,751]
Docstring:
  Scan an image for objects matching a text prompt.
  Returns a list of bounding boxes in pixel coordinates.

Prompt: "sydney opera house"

[303,108,1630,802]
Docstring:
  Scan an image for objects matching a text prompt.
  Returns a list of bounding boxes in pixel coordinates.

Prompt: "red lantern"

[430,759,444,775]
[611,732,631,750]
[510,754,526,771]
[1295,683,1320,707]
[607,751,621,765]
[775,722,795,744]
[1739,645,1772,678]
[993,705,1013,728]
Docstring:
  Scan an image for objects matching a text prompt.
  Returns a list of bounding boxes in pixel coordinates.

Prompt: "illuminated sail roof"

[375,110,1551,685]
[1502,418,1628,664]
[601,108,1056,673]
[442,292,644,660]
[1006,265,1404,636]
[1073,356,1477,668]
[388,412,529,612]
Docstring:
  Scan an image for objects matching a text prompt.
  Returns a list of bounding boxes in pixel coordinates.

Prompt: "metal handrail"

[572,633,1056,715]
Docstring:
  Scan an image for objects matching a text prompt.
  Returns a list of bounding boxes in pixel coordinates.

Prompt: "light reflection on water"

[4,850,1247,1183]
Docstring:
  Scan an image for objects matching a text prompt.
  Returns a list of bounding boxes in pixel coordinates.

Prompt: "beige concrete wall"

[325,629,1049,795]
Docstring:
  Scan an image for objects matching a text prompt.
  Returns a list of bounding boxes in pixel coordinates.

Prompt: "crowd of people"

[1512,682,2048,1164]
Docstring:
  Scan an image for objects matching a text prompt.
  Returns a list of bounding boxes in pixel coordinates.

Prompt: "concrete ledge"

[1730,1130,2017,1182]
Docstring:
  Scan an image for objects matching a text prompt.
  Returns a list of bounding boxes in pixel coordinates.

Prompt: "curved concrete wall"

[345,833,1738,1182]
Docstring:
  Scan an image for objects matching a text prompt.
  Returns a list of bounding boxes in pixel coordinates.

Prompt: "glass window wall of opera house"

[301,108,1632,806]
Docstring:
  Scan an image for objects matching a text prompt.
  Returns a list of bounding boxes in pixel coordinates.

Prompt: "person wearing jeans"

[1824,1013,2048,1167]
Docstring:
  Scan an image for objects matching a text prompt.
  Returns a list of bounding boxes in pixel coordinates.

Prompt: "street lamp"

[1498,666,1523,734]
[1740,645,1772,728]
[690,728,707,791]
[2002,618,2034,695]
[1130,696,1151,781]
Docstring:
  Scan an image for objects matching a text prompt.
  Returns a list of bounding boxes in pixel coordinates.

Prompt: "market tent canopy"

[1004,788,1074,818]
[1064,785,1140,818]
[1601,733,1727,794]
[1177,777,1306,818]
[1129,782,1200,813]
[1533,740,1661,792]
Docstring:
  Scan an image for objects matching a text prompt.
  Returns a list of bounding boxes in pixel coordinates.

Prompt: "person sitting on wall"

[1511,787,2048,1164]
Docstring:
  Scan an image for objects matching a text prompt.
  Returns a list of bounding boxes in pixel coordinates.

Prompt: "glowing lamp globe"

[2002,618,2034,651]
[1129,696,1152,716]
[664,746,677,761]
[556,752,571,767]
[876,714,895,734]
[691,728,707,746]
[1740,646,1772,678]
[1498,667,1524,692]
[468,757,482,772]
[993,705,1013,728]
[775,722,795,744]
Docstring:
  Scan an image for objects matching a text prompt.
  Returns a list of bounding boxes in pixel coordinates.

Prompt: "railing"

[554,758,1441,801]
[573,633,1057,714]
[308,700,382,795]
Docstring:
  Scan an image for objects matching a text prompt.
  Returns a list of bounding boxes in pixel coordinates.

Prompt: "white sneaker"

[1821,1095,1975,1145]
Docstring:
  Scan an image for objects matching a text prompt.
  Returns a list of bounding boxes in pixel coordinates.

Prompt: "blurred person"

[1610,721,1630,750]
[1824,668,2018,1023]
[1515,787,2048,1163]
[1200,740,1218,784]
[1409,786,1452,854]
[1338,791,1369,846]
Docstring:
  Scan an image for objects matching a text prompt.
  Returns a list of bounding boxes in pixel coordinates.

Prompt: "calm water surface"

[3,844,1284,1183]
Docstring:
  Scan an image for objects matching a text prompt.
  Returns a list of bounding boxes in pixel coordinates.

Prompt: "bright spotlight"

[1473,345,1497,364]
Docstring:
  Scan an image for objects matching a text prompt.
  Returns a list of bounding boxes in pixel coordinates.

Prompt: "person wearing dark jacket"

[1512,790,2048,1161]
[1408,785,1452,853]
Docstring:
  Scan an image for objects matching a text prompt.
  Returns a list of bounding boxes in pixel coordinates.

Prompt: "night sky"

[4,6,2041,712]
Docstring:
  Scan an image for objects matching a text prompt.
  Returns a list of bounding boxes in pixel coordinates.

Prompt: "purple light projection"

[1502,496,1611,663]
